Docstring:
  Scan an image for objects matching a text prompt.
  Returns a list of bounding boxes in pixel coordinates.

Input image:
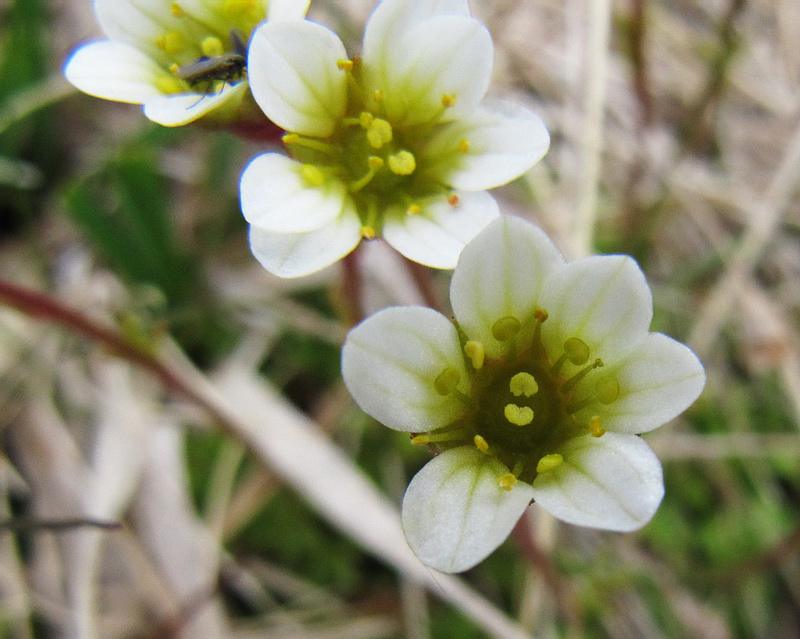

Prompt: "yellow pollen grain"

[464,340,485,370]
[499,473,517,491]
[504,403,533,426]
[156,75,185,94]
[441,93,456,107]
[388,151,416,175]
[447,193,460,207]
[411,434,430,445]
[156,31,185,55]
[201,36,225,57]
[458,139,470,153]
[588,416,606,438]
[336,59,354,71]
[361,226,376,239]
[536,454,563,474]
[170,3,186,18]
[368,156,385,170]
[406,204,421,216]
[510,372,538,397]
[473,434,489,453]
[300,164,325,187]
[366,118,393,149]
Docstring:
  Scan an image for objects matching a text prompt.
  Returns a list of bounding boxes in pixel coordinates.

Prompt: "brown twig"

[340,246,365,326]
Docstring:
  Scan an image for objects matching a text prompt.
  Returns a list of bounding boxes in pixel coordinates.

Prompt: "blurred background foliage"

[1,0,800,638]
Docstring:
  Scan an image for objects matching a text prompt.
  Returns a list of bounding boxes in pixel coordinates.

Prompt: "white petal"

[382,191,499,269]
[540,255,653,363]
[248,211,361,278]
[94,0,181,64]
[532,433,664,531]
[248,20,347,137]
[342,307,468,432]
[376,16,493,127]
[402,447,534,573]
[363,0,471,76]
[450,216,566,358]
[600,333,706,434]
[240,154,349,233]
[267,0,311,21]
[423,100,550,190]
[64,40,163,103]
[143,81,248,126]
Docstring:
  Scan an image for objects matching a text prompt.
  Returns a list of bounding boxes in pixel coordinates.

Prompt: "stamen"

[156,75,185,94]
[156,31,186,55]
[458,139,470,153]
[336,59,354,72]
[442,93,457,107]
[464,340,485,370]
[561,358,603,393]
[360,226,376,239]
[596,377,620,404]
[366,118,393,149]
[447,193,460,207]
[350,156,384,192]
[170,3,185,17]
[406,204,421,215]
[536,454,563,474]
[564,337,590,365]
[588,415,605,438]
[412,430,465,444]
[504,403,534,426]
[300,164,325,187]
[510,372,538,397]
[492,316,522,342]
[499,474,517,491]
[388,151,416,175]
[473,434,489,453]
[359,112,374,128]
[201,36,224,57]
[373,89,384,103]
[434,367,461,396]
[282,134,340,157]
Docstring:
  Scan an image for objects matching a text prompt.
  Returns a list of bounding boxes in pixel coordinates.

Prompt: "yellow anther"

[201,36,225,57]
[596,377,620,404]
[499,473,517,491]
[373,89,384,102]
[411,434,430,446]
[510,372,539,397]
[366,118,393,149]
[300,164,325,187]
[361,226,376,239]
[536,454,564,474]
[388,151,416,175]
[170,3,186,17]
[282,133,299,144]
[534,308,549,322]
[168,63,180,76]
[156,75,185,94]
[458,139,470,153]
[358,112,374,128]
[156,31,185,55]
[336,59,354,71]
[564,337,590,365]
[406,204,421,216]
[442,93,457,107]
[492,316,522,342]
[504,403,534,426]
[588,416,606,438]
[447,193,460,207]
[473,434,489,453]
[434,367,461,396]
[464,340,485,370]
[368,156,385,171]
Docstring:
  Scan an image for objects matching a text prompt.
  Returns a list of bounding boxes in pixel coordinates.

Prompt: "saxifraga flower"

[239,0,550,277]
[342,216,706,573]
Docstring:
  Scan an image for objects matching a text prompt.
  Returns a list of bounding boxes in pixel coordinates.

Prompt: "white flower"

[240,0,550,278]
[64,0,309,127]
[342,216,706,573]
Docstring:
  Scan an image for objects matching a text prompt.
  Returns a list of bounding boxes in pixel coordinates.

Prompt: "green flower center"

[416,309,621,489]
[281,58,471,238]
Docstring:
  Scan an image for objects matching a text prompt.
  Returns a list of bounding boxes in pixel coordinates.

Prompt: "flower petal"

[143,81,248,126]
[267,0,312,21]
[382,191,499,269]
[422,100,550,190]
[540,255,653,363]
[240,153,349,233]
[373,16,493,127]
[402,447,534,573]
[248,20,347,138]
[450,216,566,358]
[248,210,361,278]
[532,433,664,531]
[64,40,164,103]
[600,333,706,434]
[342,307,468,432]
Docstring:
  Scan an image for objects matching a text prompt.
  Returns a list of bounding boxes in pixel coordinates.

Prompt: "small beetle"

[176,30,248,97]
